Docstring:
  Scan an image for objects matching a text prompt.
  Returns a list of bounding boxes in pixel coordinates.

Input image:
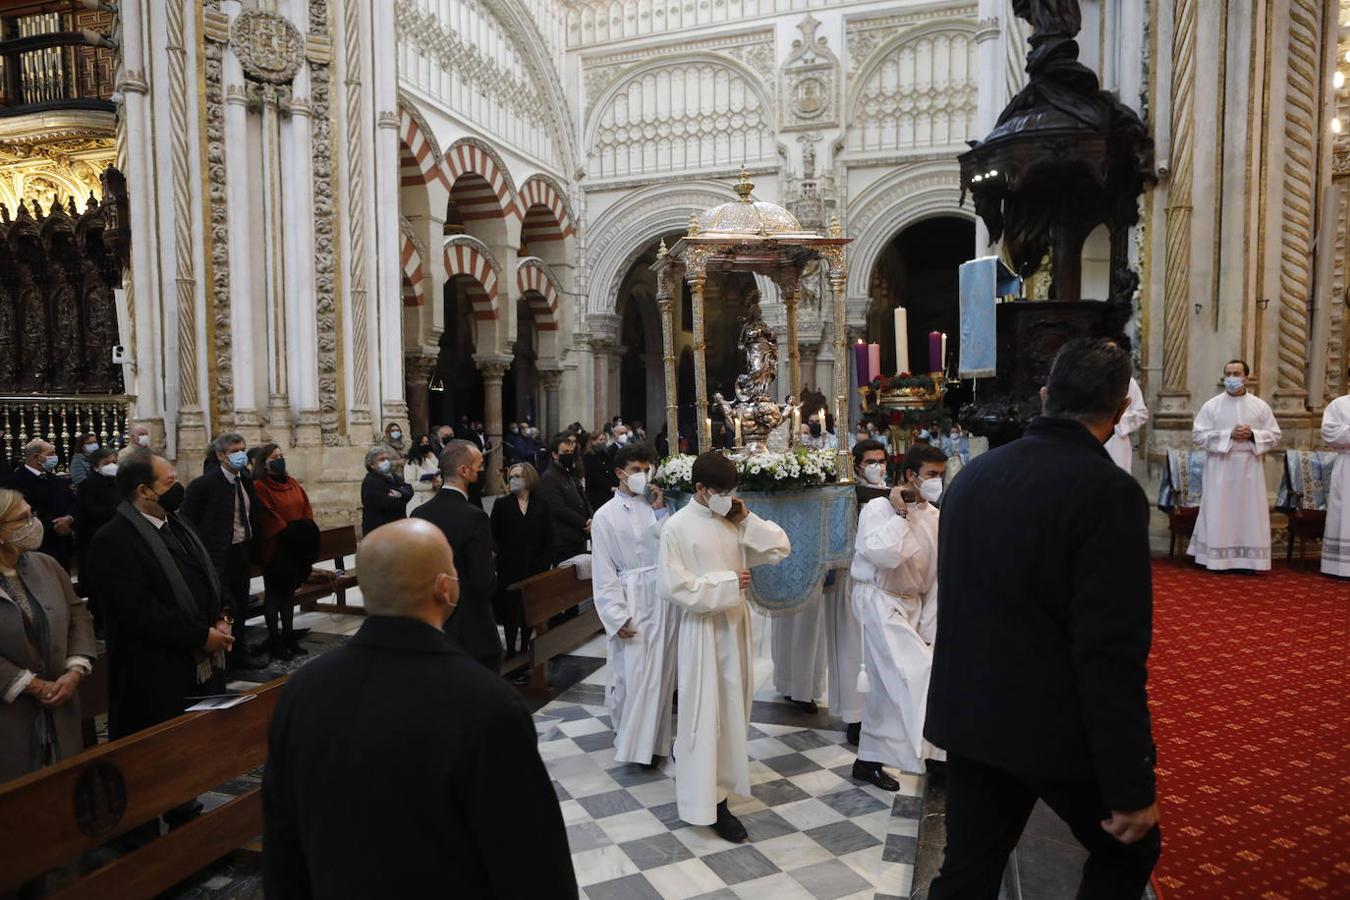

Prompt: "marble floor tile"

[642,858,728,900]
[800,743,856,770]
[559,799,591,826]
[882,832,918,865]
[725,796,767,818]
[577,788,644,820]
[738,809,796,843]
[777,729,832,752]
[626,778,678,809]
[836,847,882,885]
[818,786,888,818]
[746,737,793,760]
[574,730,617,753]
[572,844,643,888]
[556,769,622,799]
[619,832,696,871]
[785,769,850,797]
[539,738,587,763]
[762,753,824,778]
[785,859,871,900]
[803,820,881,857]
[596,808,668,844]
[749,778,811,808]
[699,845,780,886]
[747,760,781,786]
[548,752,603,779]
[673,825,744,856]
[559,717,611,738]
[873,861,915,897]
[773,798,846,832]
[568,821,614,854]
[750,831,835,873]
[583,872,664,900]
[727,871,816,899]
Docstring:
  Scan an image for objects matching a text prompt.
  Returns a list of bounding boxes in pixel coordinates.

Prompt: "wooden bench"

[0,679,286,899]
[500,565,602,699]
[244,525,362,619]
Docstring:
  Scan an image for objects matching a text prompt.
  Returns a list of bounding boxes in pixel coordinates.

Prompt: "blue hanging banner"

[959,256,1019,379]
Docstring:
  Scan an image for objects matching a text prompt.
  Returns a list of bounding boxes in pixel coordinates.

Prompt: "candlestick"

[894,307,909,374]
[867,343,881,385]
[940,332,948,373]
[928,331,942,373]
[853,340,870,386]
[791,405,802,445]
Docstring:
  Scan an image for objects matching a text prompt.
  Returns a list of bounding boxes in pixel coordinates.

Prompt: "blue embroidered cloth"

[1157,449,1205,511]
[667,486,856,615]
[1275,450,1339,511]
[959,257,1013,378]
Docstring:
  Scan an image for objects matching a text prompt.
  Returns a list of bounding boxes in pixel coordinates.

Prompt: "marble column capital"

[474,354,514,383]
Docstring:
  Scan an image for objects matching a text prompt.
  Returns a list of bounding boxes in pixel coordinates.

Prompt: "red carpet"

[1148,560,1349,898]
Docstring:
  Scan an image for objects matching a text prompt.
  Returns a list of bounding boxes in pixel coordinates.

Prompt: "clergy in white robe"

[1321,388,1350,577]
[590,446,677,765]
[657,453,790,837]
[1106,377,1149,473]
[1188,363,1282,571]
[850,444,948,786]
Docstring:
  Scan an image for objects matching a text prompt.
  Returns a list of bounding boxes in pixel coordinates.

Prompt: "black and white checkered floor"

[536,680,924,900]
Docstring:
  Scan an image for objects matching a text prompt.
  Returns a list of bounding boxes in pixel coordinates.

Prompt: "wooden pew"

[0,679,286,899]
[244,525,362,619]
[501,565,602,699]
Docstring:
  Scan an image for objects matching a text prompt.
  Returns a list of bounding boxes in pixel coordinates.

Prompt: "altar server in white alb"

[1189,360,1282,572]
[1105,335,1150,473]
[590,443,677,767]
[658,452,791,843]
[850,445,946,789]
[1322,371,1350,578]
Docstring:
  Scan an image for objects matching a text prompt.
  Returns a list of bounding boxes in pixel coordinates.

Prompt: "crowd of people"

[1,346,1346,898]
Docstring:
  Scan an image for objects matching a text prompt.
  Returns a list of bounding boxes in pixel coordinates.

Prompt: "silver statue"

[714,290,797,454]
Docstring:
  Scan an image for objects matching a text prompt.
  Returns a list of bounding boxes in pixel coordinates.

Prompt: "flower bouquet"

[657,447,838,494]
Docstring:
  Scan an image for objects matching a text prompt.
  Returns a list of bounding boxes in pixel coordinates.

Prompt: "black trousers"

[224,542,252,655]
[928,753,1160,900]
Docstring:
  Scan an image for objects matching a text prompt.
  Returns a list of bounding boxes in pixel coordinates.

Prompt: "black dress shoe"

[846,722,861,746]
[713,800,748,843]
[785,696,819,714]
[284,635,308,656]
[267,637,294,662]
[852,760,900,792]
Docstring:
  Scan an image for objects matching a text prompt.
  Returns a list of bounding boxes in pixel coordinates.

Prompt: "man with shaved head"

[412,439,502,670]
[263,519,575,898]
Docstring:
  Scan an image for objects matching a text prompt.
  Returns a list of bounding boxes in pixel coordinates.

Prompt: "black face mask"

[155,482,186,513]
[268,458,287,479]
[809,423,822,437]
[558,453,575,471]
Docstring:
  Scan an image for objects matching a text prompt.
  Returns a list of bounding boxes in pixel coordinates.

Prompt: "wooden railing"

[0,394,132,472]
[0,13,115,115]
[0,679,285,898]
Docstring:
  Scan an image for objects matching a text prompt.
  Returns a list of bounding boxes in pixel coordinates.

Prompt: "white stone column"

[475,356,513,496]
[282,0,320,445]
[973,4,1003,253]
[221,0,259,438]
[372,0,405,424]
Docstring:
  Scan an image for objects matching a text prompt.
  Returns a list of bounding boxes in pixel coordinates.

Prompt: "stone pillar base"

[294,409,323,447]
[176,408,208,463]
[232,409,264,445]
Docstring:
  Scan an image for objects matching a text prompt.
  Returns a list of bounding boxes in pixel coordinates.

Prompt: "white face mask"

[136,433,150,447]
[861,462,886,486]
[98,463,119,477]
[83,442,99,454]
[919,476,944,504]
[3,516,43,551]
[508,476,526,494]
[707,491,735,517]
[625,472,648,497]
[389,430,402,441]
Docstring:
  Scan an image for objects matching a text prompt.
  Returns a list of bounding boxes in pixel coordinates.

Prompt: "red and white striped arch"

[519,174,575,243]
[438,138,521,221]
[401,234,425,307]
[516,259,561,331]
[398,105,441,188]
[444,237,501,321]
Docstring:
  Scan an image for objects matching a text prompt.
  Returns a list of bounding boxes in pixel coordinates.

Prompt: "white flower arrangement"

[657,448,838,494]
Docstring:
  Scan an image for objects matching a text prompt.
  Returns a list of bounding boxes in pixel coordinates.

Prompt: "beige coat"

[0,551,97,783]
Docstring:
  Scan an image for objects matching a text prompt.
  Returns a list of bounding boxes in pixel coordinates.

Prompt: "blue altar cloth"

[669,485,856,615]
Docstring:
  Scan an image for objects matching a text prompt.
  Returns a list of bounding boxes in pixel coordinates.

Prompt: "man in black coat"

[537,431,592,565]
[263,518,575,899]
[182,433,264,672]
[6,439,76,570]
[86,451,233,738]
[411,439,501,671]
[926,338,1160,899]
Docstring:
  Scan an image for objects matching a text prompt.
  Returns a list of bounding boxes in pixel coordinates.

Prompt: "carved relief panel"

[779,15,838,132]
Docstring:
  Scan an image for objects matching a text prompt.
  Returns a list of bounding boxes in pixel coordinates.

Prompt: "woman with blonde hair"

[0,487,97,783]
[490,462,552,657]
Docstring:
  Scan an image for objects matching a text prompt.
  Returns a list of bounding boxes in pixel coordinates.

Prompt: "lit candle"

[854,340,870,386]
[928,331,942,373]
[940,332,948,373]
[867,343,881,384]
[705,417,712,449]
[792,405,802,444]
[894,307,909,374]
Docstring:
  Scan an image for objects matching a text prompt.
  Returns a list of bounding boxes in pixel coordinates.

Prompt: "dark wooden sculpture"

[0,166,129,395]
[956,1,1153,445]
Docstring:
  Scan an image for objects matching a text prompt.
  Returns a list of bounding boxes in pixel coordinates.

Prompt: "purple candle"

[854,340,870,385]
[928,331,943,374]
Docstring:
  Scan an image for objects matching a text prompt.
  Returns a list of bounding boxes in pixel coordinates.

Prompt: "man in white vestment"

[850,445,947,790]
[769,440,879,736]
[1189,360,1282,572]
[1322,371,1350,578]
[591,443,677,767]
[1104,335,1150,474]
[658,452,791,842]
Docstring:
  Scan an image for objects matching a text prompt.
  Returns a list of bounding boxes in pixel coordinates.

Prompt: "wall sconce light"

[428,370,445,393]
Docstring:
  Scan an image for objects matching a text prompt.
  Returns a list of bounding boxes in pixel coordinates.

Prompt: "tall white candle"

[792,405,801,445]
[894,307,909,374]
[940,332,948,373]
